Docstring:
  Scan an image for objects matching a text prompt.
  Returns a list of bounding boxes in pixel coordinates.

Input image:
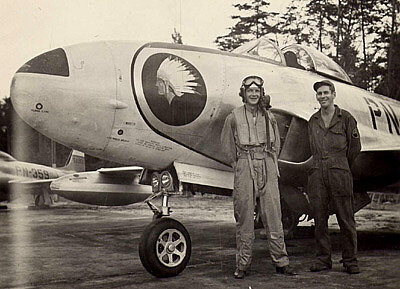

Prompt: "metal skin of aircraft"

[0,149,85,207]
[50,166,152,206]
[9,37,400,278]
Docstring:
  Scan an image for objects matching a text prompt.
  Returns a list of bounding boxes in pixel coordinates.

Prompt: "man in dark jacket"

[308,80,361,274]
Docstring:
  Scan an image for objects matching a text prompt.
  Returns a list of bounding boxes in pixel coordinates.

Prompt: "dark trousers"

[310,163,358,268]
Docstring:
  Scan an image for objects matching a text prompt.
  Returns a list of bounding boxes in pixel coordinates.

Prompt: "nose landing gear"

[138,171,192,278]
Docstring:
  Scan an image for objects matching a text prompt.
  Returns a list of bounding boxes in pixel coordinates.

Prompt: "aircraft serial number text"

[15,166,50,179]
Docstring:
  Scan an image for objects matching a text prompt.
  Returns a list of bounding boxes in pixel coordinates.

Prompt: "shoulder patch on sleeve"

[352,128,360,138]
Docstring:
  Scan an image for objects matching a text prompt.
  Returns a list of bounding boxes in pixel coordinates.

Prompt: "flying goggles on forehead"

[242,76,264,87]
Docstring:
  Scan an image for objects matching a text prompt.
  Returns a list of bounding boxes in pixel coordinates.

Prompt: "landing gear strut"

[138,171,192,278]
[34,190,52,208]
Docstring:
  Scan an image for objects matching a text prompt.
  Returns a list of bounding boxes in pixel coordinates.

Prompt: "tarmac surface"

[0,195,399,289]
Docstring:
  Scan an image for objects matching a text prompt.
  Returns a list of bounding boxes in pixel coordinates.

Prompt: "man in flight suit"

[221,75,295,279]
[308,80,361,274]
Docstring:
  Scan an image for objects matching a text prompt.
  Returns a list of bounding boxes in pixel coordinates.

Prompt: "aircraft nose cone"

[10,48,70,129]
[10,42,118,152]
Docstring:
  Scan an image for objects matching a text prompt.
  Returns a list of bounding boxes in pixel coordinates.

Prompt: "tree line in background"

[1,0,399,164]
[215,0,399,100]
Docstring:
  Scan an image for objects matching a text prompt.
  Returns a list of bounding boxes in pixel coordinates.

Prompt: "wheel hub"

[166,243,176,253]
[156,228,187,267]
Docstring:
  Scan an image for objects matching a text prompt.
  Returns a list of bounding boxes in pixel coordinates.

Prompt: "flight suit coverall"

[308,105,361,268]
[221,105,290,271]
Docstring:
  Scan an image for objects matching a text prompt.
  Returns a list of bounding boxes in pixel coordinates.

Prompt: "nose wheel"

[139,217,191,278]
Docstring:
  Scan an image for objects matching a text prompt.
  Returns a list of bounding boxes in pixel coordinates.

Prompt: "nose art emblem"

[141,53,207,126]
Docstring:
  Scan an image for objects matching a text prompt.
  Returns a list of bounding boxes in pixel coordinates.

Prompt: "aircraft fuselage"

[10,41,400,193]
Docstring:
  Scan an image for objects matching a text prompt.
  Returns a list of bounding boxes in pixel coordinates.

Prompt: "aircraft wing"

[8,179,55,184]
[7,178,56,197]
[96,166,144,176]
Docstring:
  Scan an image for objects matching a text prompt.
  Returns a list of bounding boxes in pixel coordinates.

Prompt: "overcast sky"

[0,0,290,98]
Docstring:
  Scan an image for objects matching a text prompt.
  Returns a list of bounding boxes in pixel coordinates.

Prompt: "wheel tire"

[139,218,191,278]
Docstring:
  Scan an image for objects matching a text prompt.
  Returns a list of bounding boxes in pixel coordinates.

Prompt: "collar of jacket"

[244,104,260,115]
[312,105,343,129]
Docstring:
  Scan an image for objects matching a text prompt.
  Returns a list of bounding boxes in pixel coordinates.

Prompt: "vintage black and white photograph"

[0,0,399,288]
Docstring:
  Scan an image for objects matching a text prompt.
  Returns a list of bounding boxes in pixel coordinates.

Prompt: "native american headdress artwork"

[141,52,207,126]
[156,56,200,105]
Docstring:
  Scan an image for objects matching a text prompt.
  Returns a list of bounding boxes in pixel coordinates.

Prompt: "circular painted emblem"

[141,53,207,126]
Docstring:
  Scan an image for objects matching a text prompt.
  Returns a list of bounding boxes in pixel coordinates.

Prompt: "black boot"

[233,268,246,279]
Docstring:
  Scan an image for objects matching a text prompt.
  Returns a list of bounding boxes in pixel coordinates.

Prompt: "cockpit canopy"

[232,37,352,84]
[282,44,352,84]
[232,37,284,65]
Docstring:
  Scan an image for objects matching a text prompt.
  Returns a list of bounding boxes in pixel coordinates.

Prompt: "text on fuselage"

[364,97,400,135]
[15,166,50,179]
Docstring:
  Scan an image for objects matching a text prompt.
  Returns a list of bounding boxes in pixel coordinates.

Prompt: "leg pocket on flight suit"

[265,157,277,181]
[233,159,246,192]
[329,168,353,196]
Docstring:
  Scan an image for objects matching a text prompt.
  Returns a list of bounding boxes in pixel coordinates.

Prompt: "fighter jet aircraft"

[10,37,400,277]
[0,149,85,207]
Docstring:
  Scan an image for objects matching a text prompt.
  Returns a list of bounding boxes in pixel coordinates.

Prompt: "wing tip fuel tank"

[50,171,152,206]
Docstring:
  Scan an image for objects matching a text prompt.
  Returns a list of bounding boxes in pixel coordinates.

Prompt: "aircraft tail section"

[61,150,85,172]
